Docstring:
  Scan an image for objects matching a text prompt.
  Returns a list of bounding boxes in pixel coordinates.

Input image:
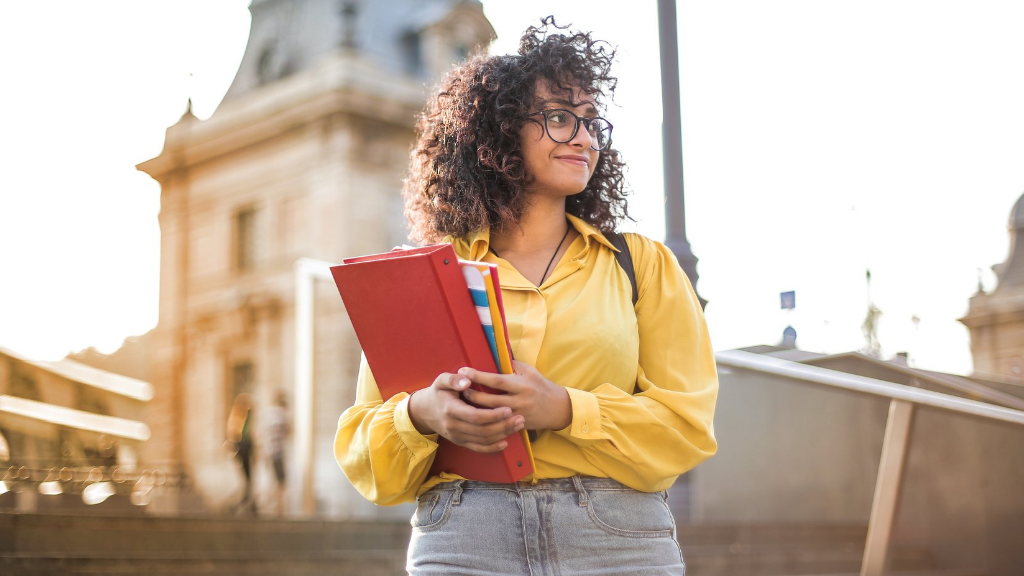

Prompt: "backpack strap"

[606,232,638,307]
[606,232,642,395]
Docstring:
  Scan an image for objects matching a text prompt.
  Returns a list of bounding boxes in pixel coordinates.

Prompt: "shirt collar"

[446,227,491,261]
[449,214,619,260]
[566,214,619,253]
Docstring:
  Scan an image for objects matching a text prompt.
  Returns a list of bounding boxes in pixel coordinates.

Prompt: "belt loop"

[571,475,588,508]
[452,480,465,506]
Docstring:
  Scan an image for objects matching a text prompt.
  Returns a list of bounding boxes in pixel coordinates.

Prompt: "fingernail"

[514,422,524,431]
[458,378,470,388]
[498,442,508,450]
[458,368,468,376]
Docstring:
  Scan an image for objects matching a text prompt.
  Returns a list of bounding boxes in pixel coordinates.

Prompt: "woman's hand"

[458,361,572,432]
[407,372,525,453]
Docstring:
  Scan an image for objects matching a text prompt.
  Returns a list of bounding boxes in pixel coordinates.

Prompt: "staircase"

[0,512,984,576]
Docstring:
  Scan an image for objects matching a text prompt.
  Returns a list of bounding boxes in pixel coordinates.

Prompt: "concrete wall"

[694,368,889,523]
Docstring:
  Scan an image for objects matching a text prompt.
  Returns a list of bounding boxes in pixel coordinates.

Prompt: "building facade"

[137,0,494,517]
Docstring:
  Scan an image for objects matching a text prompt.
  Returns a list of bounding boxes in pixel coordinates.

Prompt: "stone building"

[137,0,494,517]
[961,191,1024,382]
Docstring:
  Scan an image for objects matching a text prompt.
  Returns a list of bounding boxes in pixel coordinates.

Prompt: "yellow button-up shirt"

[335,215,718,505]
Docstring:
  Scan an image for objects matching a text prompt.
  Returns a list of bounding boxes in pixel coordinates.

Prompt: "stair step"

[782,571,987,576]
[678,523,867,547]
[0,512,410,555]
[0,554,406,576]
[681,543,933,576]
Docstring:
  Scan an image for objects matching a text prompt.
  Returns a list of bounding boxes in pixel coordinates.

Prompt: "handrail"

[716,349,1024,426]
[716,348,1024,576]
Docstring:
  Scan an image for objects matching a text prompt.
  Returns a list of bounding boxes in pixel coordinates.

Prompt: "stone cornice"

[138,50,427,182]
[960,289,1024,327]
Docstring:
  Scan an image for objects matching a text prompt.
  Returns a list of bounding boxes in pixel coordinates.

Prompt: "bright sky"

[2,1,1022,376]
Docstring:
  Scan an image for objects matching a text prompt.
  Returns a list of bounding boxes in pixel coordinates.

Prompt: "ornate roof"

[222,0,494,104]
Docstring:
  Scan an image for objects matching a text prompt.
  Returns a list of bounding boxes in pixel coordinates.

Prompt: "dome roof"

[997,191,1024,291]
[1011,192,1024,230]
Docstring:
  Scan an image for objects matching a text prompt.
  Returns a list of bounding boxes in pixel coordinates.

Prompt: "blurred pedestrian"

[263,390,291,515]
[226,392,256,514]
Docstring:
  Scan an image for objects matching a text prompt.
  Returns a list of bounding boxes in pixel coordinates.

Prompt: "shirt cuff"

[394,394,439,457]
[556,388,603,441]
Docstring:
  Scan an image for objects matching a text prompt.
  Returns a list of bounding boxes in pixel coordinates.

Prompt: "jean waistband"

[427,476,634,493]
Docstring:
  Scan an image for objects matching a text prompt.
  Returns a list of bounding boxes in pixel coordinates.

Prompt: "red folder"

[330,243,532,483]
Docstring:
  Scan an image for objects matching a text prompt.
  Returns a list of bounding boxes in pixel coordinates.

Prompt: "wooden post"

[861,399,915,576]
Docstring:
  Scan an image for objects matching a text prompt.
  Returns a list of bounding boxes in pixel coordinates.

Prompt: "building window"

[235,208,258,271]
[231,361,255,400]
[402,31,423,76]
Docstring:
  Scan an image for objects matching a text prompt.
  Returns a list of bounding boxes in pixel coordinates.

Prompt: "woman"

[335,17,718,575]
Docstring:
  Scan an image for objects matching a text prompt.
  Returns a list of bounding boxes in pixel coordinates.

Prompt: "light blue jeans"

[407,476,686,576]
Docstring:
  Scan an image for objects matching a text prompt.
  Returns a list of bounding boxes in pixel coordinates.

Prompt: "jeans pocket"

[584,489,675,538]
[411,490,454,531]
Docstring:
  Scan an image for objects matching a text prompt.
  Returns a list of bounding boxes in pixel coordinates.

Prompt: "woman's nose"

[569,120,594,148]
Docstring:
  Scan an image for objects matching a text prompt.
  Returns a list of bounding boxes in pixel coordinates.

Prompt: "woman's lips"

[555,155,589,167]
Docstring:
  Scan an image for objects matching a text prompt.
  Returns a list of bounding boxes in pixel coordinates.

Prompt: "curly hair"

[403,16,631,244]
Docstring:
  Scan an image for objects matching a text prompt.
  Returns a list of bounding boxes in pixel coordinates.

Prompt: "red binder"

[330,244,533,483]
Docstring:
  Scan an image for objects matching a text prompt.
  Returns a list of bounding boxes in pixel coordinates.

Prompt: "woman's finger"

[458,367,518,392]
[433,372,472,393]
[462,388,515,409]
[442,399,511,426]
[451,415,524,447]
[510,360,531,374]
[447,415,523,442]
[459,440,509,453]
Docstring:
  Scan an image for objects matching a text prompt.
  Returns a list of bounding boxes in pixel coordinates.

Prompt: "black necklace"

[489,220,572,286]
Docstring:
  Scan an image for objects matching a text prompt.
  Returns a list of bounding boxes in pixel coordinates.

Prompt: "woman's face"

[518,81,601,199]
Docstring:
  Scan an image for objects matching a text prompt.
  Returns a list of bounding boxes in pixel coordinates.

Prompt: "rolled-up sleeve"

[334,356,439,505]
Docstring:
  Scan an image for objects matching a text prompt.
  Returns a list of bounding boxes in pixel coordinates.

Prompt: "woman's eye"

[547,111,568,124]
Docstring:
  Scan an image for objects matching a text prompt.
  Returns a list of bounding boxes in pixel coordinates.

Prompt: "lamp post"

[658,0,705,308]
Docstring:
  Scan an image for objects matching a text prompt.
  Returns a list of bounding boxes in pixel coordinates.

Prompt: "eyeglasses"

[527,109,613,151]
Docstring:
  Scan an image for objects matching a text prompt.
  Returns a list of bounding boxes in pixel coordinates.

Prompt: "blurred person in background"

[262,390,291,515]
[226,392,256,514]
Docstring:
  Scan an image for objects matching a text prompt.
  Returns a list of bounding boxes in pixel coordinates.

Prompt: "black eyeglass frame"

[526,109,614,151]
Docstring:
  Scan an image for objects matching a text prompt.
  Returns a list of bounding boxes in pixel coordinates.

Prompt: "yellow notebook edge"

[484,276,514,374]
[465,261,537,479]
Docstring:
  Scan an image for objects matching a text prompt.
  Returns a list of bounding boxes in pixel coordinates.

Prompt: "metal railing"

[715,349,1024,576]
[1,461,188,508]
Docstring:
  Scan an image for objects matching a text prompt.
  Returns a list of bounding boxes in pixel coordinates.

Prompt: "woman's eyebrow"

[538,98,599,114]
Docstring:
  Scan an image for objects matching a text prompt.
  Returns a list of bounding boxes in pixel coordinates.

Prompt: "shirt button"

[420,442,428,448]
[581,424,589,433]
